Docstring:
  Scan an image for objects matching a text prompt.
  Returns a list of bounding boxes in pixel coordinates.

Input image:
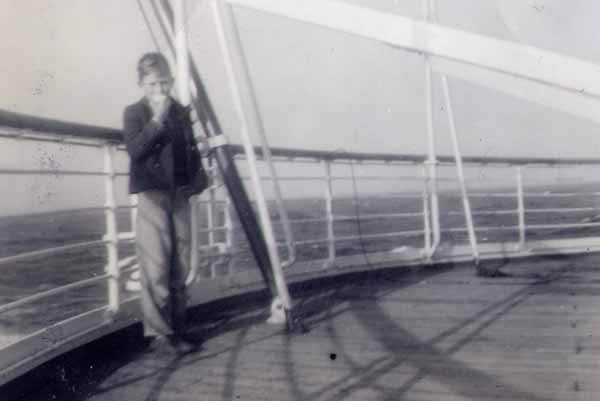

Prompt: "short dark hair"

[137,52,171,82]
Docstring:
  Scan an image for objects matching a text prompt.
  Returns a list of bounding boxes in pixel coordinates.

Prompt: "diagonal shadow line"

[305,290,535,401]
[280,287,361,400]
[283,327,309,401]
[344,288,548,401]
[92,269,523,401]
[270,275,441,401]
[89,312,280,396]
[250,268,457,400]
[275,283,398,401]
[142,355,184,401]
[323,304,394,399]
[221,325,252,401]
[90,262,567,400]
[379,291,534,401]
[296,268,569,401]
[299,278,429,330]
[282,309,393,401]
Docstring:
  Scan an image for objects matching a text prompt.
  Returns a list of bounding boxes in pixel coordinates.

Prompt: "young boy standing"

[123,52,207,353]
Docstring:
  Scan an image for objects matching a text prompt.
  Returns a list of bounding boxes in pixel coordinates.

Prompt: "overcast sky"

[3,0,600,214]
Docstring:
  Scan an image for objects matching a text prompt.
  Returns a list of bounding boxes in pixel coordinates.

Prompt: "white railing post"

[188,197,200,284]
[207,158,216,248]
[207,157,218,278]
[517,166,526,248]
[323,160,336,264]
[103,144,120,314]
[421,164,432,259]
[441,78,479,263]
[224,192,234,275]
[212,0,292,314]
[127,193,140,286]
[130,194,138,234]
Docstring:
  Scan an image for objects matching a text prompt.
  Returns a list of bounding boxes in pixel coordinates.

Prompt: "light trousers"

[136,189,191,337]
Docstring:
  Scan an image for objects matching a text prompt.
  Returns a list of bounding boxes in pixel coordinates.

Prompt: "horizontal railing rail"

[4,109,600,167]
[0,109,122,142]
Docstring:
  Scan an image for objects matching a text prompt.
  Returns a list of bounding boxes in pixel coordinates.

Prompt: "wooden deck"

[14,253,600,401]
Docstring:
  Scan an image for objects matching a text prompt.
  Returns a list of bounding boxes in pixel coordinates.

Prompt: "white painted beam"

[227,0,600,99]
[431,58,600,125]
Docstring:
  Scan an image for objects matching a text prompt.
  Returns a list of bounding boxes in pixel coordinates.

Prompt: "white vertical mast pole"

[211,0,292,313]
[423,0,440,258]
[219,1,296,267]
[174,0,190,105]
[174,0,200,284]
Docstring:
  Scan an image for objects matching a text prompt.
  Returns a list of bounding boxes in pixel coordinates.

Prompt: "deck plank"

[28,254,600,400]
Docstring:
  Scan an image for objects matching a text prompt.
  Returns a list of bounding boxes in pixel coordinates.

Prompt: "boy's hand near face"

[150,96,172,125]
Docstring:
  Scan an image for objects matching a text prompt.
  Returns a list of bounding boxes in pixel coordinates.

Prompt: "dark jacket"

[123,97,208,195]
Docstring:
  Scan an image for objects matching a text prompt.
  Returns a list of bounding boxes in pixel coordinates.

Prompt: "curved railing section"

[3,109,600,385]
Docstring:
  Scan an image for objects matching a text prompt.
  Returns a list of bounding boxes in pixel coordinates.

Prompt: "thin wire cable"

[136,0,161,51]
[324,149,393,280]
[348,159,378,276]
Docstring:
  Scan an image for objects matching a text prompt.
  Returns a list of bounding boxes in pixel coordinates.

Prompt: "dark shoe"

[143,335,176,355]
[168,335,200,355]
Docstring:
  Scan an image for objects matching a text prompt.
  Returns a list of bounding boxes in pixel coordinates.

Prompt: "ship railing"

[219,148,600,279]
[3,111,600,384]
[211,0,600,264]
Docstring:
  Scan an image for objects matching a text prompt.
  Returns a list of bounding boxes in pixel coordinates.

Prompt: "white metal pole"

[517,166,526,248]
[130,194,138,234]
[149,0,202,101]
[422,164,432,258]
[174,0,191,105]
[207,158,218,278]
[211,0,292,311]
[441,78,479,262]
[219,1,296,267]
[128,193,140,285]
[173,0,200,286]
[104,144,120,313]
[207,158,216,247]
[224,190,233,250]
[323,160,336,263]
[423,0,440,254]
[224,192,234,276]
[431,0,477,262]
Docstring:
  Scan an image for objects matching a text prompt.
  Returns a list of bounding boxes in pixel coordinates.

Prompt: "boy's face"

[139,71,173,104]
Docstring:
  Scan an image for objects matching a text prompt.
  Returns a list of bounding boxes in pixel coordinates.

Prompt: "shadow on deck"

[4,253,600,401]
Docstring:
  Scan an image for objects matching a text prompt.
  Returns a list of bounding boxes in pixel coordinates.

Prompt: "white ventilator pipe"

[211,0,292,314]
